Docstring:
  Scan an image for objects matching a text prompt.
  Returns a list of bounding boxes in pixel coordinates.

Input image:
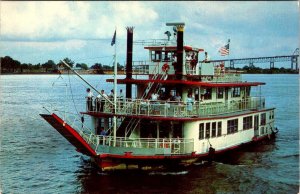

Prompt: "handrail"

[82,133,195,155]
[91,96,265,118]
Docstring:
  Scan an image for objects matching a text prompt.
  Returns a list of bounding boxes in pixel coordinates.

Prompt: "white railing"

[201,73,242,82]
[81,133,194,155]
[90,96,265,118]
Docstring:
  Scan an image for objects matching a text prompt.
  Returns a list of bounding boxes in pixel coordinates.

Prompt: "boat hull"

[92,133,275,171]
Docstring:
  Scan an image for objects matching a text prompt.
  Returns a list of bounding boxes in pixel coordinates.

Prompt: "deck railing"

[79,131,195,155]
[129,61,242,82]
[89,96,265,118]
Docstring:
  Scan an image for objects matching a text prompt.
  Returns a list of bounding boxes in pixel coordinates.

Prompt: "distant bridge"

[210,50,299,70]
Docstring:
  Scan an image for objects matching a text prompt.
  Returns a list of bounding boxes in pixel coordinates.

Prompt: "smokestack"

[126,27,134,98]
[176,25,184,80]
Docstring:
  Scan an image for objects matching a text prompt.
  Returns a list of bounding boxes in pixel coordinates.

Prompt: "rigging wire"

[67,70,81,119]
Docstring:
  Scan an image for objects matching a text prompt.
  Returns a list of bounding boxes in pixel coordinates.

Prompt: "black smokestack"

[126,27,134,98]
[176,25,184,80]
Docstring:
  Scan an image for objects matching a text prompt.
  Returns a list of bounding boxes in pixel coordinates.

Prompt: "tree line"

[0,56,124,74]
[232,65,298,74]
[1,55,297,74]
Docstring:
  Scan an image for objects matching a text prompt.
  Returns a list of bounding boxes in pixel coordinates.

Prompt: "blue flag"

[111,30,116,46]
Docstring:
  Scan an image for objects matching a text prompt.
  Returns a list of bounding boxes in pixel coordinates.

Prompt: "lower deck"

[82,108,275,157]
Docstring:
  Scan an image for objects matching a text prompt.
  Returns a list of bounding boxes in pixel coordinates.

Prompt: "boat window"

[211,122,216,137]
[254,115,259,131]
[151,50,162,62]
[243,116,253,130]
[199,123,204,140]
[261,127,264,134]
[217,121,222,136]
[217,88,224,99]
[205,123,210,138]
[162,51,172,62]
[204,88,212,100]
[227,119,238,134]
[261,113,266,125]
[246,87,251,97]
[232,87,241,98]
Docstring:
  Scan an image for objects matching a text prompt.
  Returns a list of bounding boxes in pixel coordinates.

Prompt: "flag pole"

[113,28,117,147]
[227,39,230,70]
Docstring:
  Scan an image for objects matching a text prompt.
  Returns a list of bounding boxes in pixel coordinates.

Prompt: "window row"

[199,121,222,140]
[199,113,268,138]
[201,87,249,100]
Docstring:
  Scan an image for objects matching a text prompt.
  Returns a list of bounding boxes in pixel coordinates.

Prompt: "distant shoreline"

[0,70,125,75]
[1,72,298,75]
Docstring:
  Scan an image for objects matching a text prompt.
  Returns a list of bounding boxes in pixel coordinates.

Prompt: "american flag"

[218,39,230,56]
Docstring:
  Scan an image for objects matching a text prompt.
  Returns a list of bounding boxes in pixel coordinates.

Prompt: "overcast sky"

[1,1,299,66]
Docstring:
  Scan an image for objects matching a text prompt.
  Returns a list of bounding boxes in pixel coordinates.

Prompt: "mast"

[113,28,117,147]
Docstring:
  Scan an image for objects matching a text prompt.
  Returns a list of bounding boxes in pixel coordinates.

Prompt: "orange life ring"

[162,63,170,72]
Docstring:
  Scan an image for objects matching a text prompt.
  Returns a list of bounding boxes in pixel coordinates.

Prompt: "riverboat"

[41,23,278,171]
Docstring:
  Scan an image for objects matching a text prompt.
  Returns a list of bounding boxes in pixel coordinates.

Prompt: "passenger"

[118,89,125,108]
[202,52,210,63]
[151,92,159,101]
[166,91,174,102]
[95,92,101,112]
[200,94,205,102]
[158,90,164,100]
[186,53,192,61]
[86,88,94,111]
[108,89,114,99]
[99,90,108,112]
[191,53,197,70]
[100,127,107,136]
[174,92,182,104]
[186,93,194,112]
[118,89,124,100]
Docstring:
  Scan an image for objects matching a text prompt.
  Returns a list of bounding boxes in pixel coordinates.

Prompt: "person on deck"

[100,127,107,136]
[86,88,94,111]
[99,90,108,112]
[174,92,182,104]
[108,89,114,100]
[186,93,194,113]
[203,52,210,63]
[118,89,125,108]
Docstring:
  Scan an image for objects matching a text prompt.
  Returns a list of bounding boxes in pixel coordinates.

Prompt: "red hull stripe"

[144,46,204,52]
[106,78,265,87]
[81,108,275,121]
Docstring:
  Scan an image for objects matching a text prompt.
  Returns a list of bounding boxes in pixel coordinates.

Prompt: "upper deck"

[126,37,243,83]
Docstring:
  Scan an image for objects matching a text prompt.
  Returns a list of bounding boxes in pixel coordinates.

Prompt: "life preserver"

[162,63,170,72]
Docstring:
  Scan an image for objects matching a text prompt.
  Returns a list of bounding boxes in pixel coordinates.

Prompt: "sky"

[1,1,299,67]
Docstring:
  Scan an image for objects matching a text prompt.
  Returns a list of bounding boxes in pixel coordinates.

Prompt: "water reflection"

[76,140,279,193]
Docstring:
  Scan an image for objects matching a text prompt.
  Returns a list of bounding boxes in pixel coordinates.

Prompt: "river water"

[0,74,298,193]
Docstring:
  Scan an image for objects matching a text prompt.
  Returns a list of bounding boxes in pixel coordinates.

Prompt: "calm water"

[0,74,299,193]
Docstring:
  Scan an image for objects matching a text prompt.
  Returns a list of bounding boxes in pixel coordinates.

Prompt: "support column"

[230,60,234,69]
[270,61,274,69]
[291,56,298,70]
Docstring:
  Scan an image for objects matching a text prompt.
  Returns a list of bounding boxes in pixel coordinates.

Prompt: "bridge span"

[210,54,299,70]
